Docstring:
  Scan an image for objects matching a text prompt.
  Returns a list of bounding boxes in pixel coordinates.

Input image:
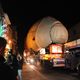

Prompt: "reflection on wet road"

[22,63,79,80]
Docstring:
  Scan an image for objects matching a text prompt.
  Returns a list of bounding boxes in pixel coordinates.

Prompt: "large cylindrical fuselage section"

[26,16,68,51]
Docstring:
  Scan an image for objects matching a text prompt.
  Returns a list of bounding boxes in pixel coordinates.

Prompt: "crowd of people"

[0,37,23,80]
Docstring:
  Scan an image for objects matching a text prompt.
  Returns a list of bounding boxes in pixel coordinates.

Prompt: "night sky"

[0,0,80,53]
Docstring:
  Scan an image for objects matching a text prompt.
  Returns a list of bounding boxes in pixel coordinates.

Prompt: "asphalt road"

[22,62,79,80]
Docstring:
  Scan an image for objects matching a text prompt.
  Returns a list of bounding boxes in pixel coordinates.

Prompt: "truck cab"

[40,44,65,68]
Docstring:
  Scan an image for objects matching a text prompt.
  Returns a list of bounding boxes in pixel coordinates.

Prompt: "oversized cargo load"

[26,16,68,51]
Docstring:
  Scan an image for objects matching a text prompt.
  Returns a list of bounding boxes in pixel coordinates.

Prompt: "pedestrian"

[17,53,23,80]
[0,37,15,80]
[7,48,18,80]
[12,53,18,80]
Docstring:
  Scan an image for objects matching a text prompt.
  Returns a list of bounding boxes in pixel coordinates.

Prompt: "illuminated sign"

[50,44,62,53]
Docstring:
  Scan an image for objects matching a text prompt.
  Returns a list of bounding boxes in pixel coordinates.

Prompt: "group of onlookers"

[0,37,23,80]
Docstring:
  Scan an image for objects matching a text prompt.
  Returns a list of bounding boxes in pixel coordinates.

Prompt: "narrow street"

[22,62,48,80]
[22,62,79,80]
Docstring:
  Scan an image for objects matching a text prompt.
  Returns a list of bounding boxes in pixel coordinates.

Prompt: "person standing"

[0,37,16,80]
[12,53,18,80]
[17,53,23,80]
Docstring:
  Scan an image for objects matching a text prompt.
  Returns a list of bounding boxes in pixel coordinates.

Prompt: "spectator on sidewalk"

[0,37,16,80]
[17,53,23,80]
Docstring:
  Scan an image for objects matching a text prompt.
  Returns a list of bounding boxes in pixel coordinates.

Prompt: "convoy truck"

[39,44,65,68]
[26,17,68,68]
